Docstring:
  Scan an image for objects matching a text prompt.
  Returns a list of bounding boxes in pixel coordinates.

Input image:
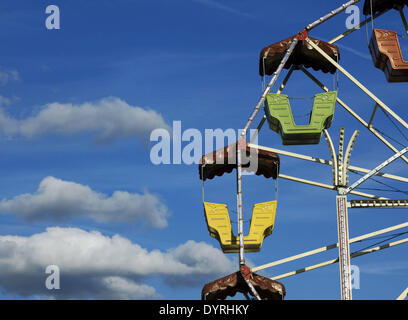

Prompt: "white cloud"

[0,176,169,228]
[191,0,253,18]
[100,277,157,300]
[0,227,235,299]
[0,97,170,142]
[0,69,19,86]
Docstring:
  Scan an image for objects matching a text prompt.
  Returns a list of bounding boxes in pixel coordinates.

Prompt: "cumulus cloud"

[0,97,170,142]
[0,227,235,299]
[0,176,169,228]
[0,69,20,86]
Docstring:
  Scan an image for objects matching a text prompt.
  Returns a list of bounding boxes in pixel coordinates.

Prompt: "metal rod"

[277,66,295,94]
[300,67,408,164]
[368,103,379,128]
[336,194,352,300]
[245,279,261,300]
[249,116,266,145]
[397,286,408,300]
[349,199,408,208]
[323,129,339,187]
[278,173,386,199]
[252,222,408,272]
[249,143,408,183]
[249,143,330,165]
[305,0,361,31]
[347,165,408,183]
[305,37,408,131]
[344,147,408,194]
[338,128,346,186]
[329,9,389,44]
[236,143,245,266]
[343,130,360,186]
[271,237,408,281]
[399,7,408,37]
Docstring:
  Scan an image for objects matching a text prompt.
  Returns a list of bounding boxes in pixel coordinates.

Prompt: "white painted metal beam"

[252,222,408,272]
[270,237,408,281]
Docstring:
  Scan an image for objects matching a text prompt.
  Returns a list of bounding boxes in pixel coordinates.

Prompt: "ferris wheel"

[197,0,408,301]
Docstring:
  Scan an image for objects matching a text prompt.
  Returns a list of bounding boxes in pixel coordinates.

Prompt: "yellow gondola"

[199,142,280,254]
[203,201,277,253]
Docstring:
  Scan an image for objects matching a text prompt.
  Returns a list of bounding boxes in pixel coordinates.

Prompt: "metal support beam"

[277,66,295,94]
[249,143,330,165]
[397,286,408,300]
[349,199,408,208]
[399,7,408,37]
[329,9,389,44]
[347,165,408,184]
[344,147,408,194]
[300,67,408,164]
[343,130,360,186]
[305,37,408,131]
[278,173,386,199]
[237,143,245,266]
[338,129,346,186]
[248,143,408,183]
[249,117,267,145]
[245,278,261,300]
[271,237,408,281]
[336,194,352,300]
[368,103,379,128]
[252,222,408,272]
[305,0,361,31]
[323,129,339,187]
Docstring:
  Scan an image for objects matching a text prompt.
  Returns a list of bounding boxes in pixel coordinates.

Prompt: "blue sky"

[0,0,407,300]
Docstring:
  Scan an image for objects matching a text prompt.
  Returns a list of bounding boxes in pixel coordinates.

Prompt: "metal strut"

[324,128,360,300]
[336,194,352,300]
[305,0,361,31]
[349,199,408,208]
[397,286,408,300]
[344,147,408,195]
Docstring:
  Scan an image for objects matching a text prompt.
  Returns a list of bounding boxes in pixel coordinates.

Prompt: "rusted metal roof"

[201,271,285,300]
[199,142,280,181]
[363,0,408,15]
[259,35,340,76]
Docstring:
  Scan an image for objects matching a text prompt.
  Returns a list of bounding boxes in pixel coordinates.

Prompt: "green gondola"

[264,91,338,145]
